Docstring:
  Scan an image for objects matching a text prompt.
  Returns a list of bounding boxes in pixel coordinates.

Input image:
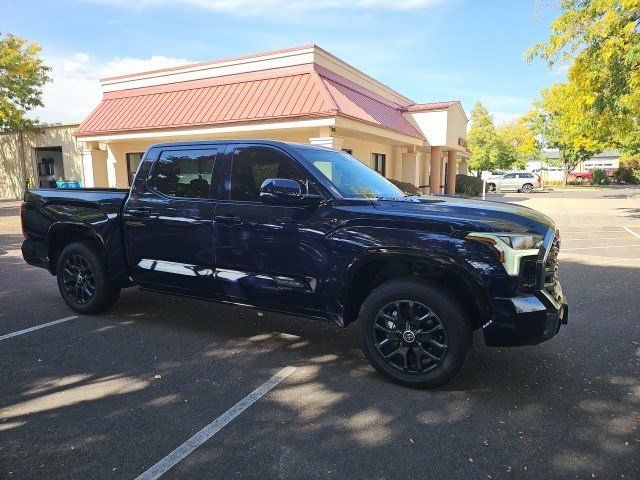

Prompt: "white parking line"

[563,236,634,241]
[135,366,296,480]
[624,226,640,239]
[0,316,79,341]
[562,244,640,251]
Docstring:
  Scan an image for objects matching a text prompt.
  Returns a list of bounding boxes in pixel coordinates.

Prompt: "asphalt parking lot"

[1,188,639,480]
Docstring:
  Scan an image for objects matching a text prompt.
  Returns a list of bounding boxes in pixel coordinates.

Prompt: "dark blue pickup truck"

[21,140,567,387]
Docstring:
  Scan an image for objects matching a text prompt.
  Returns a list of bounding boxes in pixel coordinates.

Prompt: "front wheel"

[357,277,472,388]
[56,242,120,314]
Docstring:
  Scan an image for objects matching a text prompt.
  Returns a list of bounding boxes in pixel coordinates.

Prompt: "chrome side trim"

[138,259,214,277]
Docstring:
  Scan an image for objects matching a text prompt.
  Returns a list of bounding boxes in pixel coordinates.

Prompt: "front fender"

[328,246,494,326]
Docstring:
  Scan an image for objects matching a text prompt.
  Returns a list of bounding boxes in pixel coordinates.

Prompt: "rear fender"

[46,221,130,287]
[46,222,109,273]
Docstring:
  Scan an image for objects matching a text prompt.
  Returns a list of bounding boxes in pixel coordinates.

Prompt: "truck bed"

[21,188,130,278]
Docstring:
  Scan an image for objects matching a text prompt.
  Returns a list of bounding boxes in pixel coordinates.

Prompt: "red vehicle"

[567,171,592,183]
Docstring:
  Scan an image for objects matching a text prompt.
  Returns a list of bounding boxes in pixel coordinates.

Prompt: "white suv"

[487,172,541,193]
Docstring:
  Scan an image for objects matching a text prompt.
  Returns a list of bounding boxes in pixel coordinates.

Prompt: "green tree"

[527,0,640,155]
[0,32,50,131]
[531,82,605,184]
[467,102,499,176]
[496,116,541,170]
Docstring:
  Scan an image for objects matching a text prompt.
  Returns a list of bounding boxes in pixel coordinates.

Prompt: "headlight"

[466,232,543,275]
[497,234,543,250]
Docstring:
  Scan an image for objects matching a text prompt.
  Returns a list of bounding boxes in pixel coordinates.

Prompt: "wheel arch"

[46,222,110,274]
[332,249,492,328]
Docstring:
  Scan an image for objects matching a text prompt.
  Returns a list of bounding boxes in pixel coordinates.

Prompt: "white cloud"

[83,0,444,14]
[492,111,522,125]
[30,52,192,123]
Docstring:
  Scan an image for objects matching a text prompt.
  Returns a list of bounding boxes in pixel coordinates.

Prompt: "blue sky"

[3,0,564,124]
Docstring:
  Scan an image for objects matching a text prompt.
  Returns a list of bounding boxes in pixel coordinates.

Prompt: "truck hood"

[371,195,555,235]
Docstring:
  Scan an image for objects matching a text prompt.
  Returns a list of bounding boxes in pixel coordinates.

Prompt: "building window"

[372,153,386,176]
[126,152,144,186]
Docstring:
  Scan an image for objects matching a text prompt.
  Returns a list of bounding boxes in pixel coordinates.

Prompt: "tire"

[487,183,496,192]
[357,277,472,388]
[56,242,120,314]
[521,183,533,193]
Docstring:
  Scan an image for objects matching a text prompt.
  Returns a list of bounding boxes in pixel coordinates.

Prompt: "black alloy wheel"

[61,254,96,305]
[56,242,120,314]
[357,277,472,388]
[373,300,448,373]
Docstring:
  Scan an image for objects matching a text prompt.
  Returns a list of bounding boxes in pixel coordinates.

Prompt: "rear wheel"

[521,183,533,193]
[56,242,120,314]
[357,277,472,388]
[487,183,496,192]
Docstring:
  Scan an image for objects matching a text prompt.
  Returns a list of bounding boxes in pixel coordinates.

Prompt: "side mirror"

[260,178,323,206]
[260,178,302,204]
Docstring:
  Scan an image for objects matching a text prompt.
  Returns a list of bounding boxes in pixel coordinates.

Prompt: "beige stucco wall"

[85,127,422,189]
[0,125,83,200]
[0,132,24,200]
[93,129,317,188]
[446,104,468,151]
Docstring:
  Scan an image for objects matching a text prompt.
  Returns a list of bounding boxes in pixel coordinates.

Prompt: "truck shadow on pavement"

[1,237,638,479]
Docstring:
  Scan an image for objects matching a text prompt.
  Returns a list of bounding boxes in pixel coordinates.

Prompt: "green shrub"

[590,168,611,185]
[455,174,485,196]
[615,154,640,184]
[614,165,640,184]
[387,178,420,195]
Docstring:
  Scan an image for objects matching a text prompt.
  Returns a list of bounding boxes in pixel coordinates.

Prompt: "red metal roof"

[75,63,423,139]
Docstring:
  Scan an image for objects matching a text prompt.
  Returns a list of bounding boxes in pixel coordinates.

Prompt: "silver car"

[487,171,542,193]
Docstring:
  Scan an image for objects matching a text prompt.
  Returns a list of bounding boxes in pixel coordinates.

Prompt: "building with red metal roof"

[75,45,470,194]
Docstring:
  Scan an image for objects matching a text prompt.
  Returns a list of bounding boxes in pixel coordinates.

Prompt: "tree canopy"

[467,102,499,175]
[467,102,539,175]
[496,117,541,170]
[527,0,640,155]
[0,32,50,131]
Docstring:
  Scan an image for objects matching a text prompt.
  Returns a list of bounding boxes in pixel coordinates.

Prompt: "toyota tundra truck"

[20,140,568,388]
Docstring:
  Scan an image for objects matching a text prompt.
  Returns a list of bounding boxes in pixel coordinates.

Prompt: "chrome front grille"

[543,234,560,295]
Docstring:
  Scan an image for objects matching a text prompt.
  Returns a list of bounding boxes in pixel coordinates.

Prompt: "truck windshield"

[296,147,404,199]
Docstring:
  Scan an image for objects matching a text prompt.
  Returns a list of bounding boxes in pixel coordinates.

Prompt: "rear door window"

[151,148,216,199]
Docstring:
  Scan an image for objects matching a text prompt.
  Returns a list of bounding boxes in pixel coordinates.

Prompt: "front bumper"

[483,282,568,347]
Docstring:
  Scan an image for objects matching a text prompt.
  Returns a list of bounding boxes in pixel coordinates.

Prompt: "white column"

[459,158,469,175]
[309,136,344,151]
[391,146,406,181]
[81,148,95,188]
[401,152,421,186]
[105,144,117,188]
